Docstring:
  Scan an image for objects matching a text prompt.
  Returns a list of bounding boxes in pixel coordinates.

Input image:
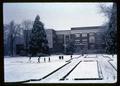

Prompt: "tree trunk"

[10,35,13,56]
[25,31,28,56]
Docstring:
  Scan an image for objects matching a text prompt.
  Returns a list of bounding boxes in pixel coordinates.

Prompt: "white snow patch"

[97,55,117,82]
[4,55,71,82]
[66,61,99,79]
[86,54,97,58]
[102,54,117,70]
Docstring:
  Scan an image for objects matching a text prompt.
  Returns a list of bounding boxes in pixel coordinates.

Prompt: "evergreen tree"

[105,3,117,54]
[29,15,49,57]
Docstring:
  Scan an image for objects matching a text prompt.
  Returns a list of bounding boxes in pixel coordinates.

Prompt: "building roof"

[71,26,103,30]
[56,30,71,35]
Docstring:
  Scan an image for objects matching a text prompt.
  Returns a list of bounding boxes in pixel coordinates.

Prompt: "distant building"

[14,26,106,55]
[45,29,57,53]
[56,26,106,54]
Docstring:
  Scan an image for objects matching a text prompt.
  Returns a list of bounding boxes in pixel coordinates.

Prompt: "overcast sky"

[3,3,113,30]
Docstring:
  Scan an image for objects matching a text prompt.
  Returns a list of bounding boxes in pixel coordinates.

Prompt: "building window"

[96,32,101,36]
[65,35,69,42]
[75,39,80,44]
[57,35,64,43]
[66,35,69,38]
[82,33,87,37]
[75,39,80,42]
[89,36,95,43]
[89,32,95,36]
[66,35,69,40]
[75,34,80,37]
[82,39,87,43]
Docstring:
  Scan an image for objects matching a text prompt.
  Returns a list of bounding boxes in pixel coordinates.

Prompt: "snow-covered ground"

[66,61,99,79]
[102,54,117,70]
[85,54,96,58]
[4,55,74,82]
[97,54,117,83]
[4,54,117,83]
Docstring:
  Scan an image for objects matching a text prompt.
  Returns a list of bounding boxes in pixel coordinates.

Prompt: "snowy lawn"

[103,54,117,61]
[80,54,97,62]
[102,54,117,70]
[97,55,117,83]
[66,61,99,80]
[85,54,97,58]
[4,55,76,82]
[4,54,117,83]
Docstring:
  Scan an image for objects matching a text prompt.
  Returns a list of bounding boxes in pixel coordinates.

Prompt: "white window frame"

[75,34,80,37]
[82,33,87,37]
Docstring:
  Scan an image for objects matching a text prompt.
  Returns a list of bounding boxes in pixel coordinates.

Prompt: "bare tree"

[22,20,33,30]
[99,3,113,22]
[105,3,117,54]
[4,24,10,55]
[98,4,113,43]
[8,21,23,56]
[99,3,117,54]
[9,21,15,56]
[21,20,33,55]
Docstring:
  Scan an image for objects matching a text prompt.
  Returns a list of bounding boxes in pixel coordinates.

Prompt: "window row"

[74,36,95,43]
[75,33,95,38]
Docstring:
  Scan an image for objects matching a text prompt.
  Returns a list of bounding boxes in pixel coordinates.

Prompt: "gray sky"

[3,3,113,30]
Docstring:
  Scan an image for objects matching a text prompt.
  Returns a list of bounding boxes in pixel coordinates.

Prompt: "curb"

[96,60,103,79]
[74,78,103,80]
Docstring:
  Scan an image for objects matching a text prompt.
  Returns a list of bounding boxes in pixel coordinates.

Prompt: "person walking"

[48,57,50,62]
[44,58,46,62]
